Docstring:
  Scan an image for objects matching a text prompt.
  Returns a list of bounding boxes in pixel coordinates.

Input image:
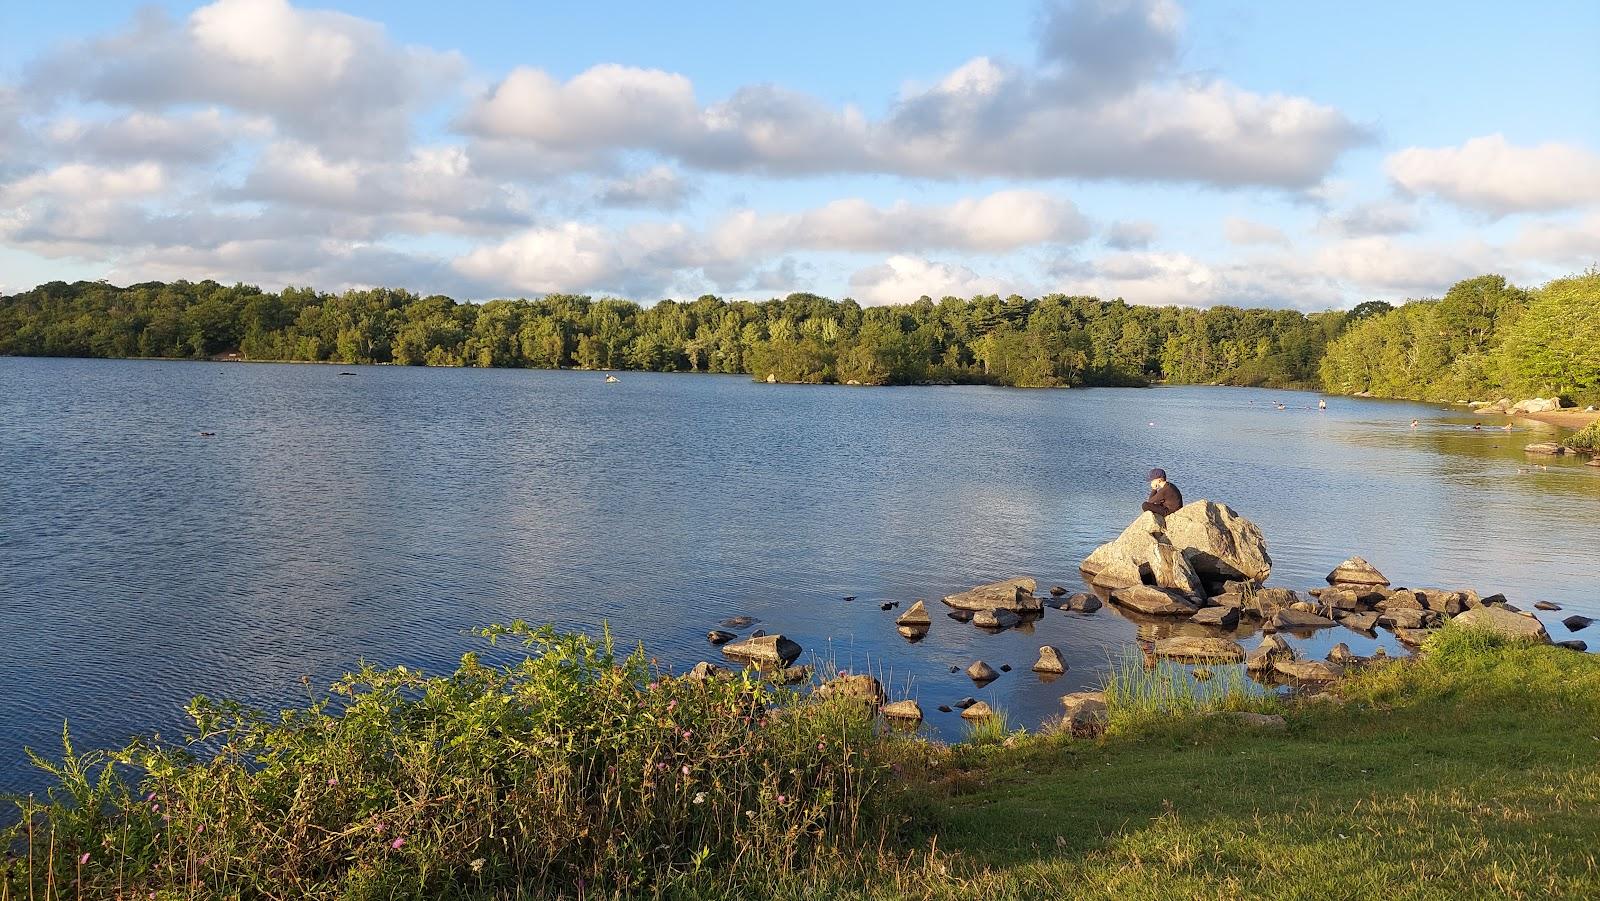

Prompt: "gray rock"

[937,704,953,713]
[722,615,756,628]
[1252,587,1303,616]
[952,696,978,709]
[1271,609,1337,630]
[896,625,928,641]
[1190,606,1241,628]
[1534,601,1562,611]
[707,629,737,645]
[771,664,814,685]
[814,673,884,707]
[1274,658,1343,682]
[880,699,923,720]
[895,600,932,627]
[1326,556,1390,588]
[1060,691,1109,728]
[960,701,996,720]
[1327,643,1358,665]
[1524,442,1566,455]
[1049,585,1068,596]
[1080,512,1206,593]
[1321,588,1363,611]
[1032,645,1067,674]
[686,661,726,682]
[1453,605,1551,642]
[1556,640,1589,652]
[947,609,974,623]
[1340,611,1381,633]
[1246,634,1295,672]
[1380,608,1433,630]
[966,660,1000,682]
[942,578,1042,613]
[1064,592,1102,613]
[1378,590,1425,611]
[720,634,803,666]
[1110,584,1199,616]
[1394,628,1438,647]
[1563,615,1594,631]
[1153,636,1246,662]
[1161,500,1274,583]
[973,608,1021,629]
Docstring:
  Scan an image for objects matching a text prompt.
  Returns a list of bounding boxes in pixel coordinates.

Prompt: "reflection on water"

[1,357,1596,791]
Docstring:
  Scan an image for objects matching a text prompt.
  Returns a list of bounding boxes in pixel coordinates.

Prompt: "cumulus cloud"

[462,0,1365,188]
[848,255,1024,305]
[1387,134,1600,216]
[27,0,464,158]
[45,109,265,164]
[452,190,1088,296]
[1222,216,1290,247]
[597,166,690,209]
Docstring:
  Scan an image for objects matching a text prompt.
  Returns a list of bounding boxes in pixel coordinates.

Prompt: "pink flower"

[375,823,387,835]
[647,682,659,691]
[682,730,692,740]
[391,837,405,850]
[817,742,826,751]
[667,699,678,711]
[776,794,787,804]
[79,852,90,865]
[327,776,338,786]
[681,765,690,775]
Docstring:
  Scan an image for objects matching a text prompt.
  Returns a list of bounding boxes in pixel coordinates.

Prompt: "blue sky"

[2,0,1597,308]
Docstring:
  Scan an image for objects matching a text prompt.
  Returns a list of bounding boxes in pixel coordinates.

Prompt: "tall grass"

[1,623,897,899]
[1102,653,1279,731]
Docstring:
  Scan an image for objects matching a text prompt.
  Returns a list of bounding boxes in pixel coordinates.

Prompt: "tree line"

[0,272,1592,399]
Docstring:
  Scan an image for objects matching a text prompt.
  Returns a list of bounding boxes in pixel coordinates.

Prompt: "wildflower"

[681,765,690,775]
[692,791,706,804]
[817,742,825,751]
[667,699,678,711]
[327,776,338,786]
[647,682,659,691]
[391,837,405,850]
[682,730,692,739]
[471,858,486,873]
[79,852,90,865]
[777,794,787,804]
[375,823,387,835]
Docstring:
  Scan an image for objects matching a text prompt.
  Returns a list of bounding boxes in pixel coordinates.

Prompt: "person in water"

[1142,468,1183,516]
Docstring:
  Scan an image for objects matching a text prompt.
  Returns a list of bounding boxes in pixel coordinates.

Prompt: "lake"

[2,357,1597,793]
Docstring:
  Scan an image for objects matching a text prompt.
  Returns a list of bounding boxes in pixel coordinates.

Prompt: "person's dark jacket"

[1142,481,1183,516]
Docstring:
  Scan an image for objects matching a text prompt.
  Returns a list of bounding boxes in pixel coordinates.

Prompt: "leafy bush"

[1564,421,1600,452]
[2,624,895,899]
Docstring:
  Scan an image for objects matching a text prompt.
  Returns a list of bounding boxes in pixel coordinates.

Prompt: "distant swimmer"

[604,374,620,383]
[1274,402,1286,411]
[1473,422,1482,430]
[1411,419,1419,429]
[1502,423,1513,431]
[1318,398,1327,410]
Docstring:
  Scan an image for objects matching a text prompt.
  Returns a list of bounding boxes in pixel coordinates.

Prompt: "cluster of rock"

[1472,397,1567,415]
[1081,500,1273,599]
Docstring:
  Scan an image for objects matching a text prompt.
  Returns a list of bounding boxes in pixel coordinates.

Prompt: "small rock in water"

[966,660,999,683]
[1327,642,1357,665]
[999,664,1012,672]
[952,696,978,710]
[1326,556,1390,588]
[895,600,932,627]
[707,630,736,645]
[686,661,725,682]
[722,615,755,628]
[947,609,974,623]
[973,608,1020,629]
[1064,593,1102,613]
[937,704,954,713]
[960,701,995,720]
[751,629,768,637]
[948,665,960,673]
[1032,645,1067,674]
[1563,615,1594,632]
[720,634,802,666]
[843,596,855,602]
[1049,585,1068,596]
[1556,640,1588,652]
[880,602,894,611]
[1190,606,1240,628]
[880,699,922,721]
[1534,601,1562,611]
[896,625,928,642]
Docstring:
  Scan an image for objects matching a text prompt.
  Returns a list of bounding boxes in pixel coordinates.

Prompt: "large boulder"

[814,673,885,707]
[943,578,1042,613]
[1110,585,1198,616]
[1079,513,1206,594]
[1161,500,1273,584]
[1152,636,1246,663]
[1454,606,1551,643]
[721,634,803,666]
[1511,397,1563,414]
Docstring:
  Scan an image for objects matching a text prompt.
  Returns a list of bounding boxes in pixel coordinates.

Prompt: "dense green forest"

[0,280,1343,388]
[1,271,1594,399]
[1319,272,1600,405]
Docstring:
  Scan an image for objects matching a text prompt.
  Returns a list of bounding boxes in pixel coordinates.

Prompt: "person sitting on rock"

[1142,468,1183,516]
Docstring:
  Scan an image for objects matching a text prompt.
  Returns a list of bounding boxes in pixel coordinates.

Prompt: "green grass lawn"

[872,628,1600,900]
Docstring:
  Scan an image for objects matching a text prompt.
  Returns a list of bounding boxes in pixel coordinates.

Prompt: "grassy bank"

[7,626,1599,899]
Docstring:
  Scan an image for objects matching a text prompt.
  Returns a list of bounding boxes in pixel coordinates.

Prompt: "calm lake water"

[2,357,1597,792]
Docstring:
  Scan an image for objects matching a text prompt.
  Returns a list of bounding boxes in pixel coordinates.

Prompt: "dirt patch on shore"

[1510,409,1600,428]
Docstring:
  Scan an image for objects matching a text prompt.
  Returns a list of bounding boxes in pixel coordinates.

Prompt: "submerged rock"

[1524,443,1566,455]
[722,615,756,629]
[1534,601,1563,611]
[1563,615,1594,632]
[1326,556,1390,588]
[1556,640,1589,652]
[896,625,928,641]
[1064,592,1102,613]
[707,629,736,645]
[1340,611,1380,633]
[1050,585,1068,596]
[1453,605,1551,643]
[721,634,803,666]
[1032,646,1067,674]
[952,696,978,710]
[973,608,1021,630]
[1153,636,1246,662]
[943,578,1042,613]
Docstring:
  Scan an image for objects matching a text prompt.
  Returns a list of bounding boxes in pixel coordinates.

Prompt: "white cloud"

[1386,134,1600,216]
[461,0,1364,188]
[1222,216,1290,247]
[848,255,1023,304]
[1507,214,1600,266]
[1317,199,1418,237]
[28,0,464,158]
[46,109,266,164]
[1104,219,1158,250]
[2,162,166,204]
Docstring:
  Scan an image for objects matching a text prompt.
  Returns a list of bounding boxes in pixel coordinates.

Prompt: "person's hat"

[1148,468,1167,481]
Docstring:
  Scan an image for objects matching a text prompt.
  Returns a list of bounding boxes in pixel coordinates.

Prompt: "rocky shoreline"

[679,500,1591,735]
